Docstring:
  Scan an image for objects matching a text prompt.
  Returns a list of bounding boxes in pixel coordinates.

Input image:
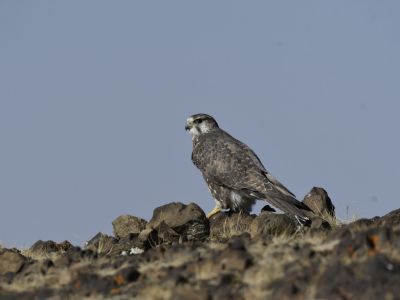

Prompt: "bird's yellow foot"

[207,206,222,219]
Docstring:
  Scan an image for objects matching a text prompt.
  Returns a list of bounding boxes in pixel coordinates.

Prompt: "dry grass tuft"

[96,236,114,255]
[210,212,253,241]
[310,205,355,228]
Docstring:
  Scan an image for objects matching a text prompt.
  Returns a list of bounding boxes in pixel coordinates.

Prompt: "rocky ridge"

[1,187,399,299]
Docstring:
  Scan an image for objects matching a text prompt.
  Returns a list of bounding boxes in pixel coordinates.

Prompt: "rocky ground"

[1,187,400,300]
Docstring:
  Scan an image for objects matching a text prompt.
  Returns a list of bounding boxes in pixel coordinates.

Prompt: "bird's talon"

[207,206,222,219]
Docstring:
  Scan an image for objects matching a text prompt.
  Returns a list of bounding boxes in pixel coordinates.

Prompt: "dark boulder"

[302,187,335,218]
[260,205,276,213]
[156,221,181,244]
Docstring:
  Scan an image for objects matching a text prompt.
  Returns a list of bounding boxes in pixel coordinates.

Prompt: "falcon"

[185,113,312,224]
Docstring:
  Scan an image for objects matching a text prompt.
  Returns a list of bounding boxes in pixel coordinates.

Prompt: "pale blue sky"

[1,1,399,247]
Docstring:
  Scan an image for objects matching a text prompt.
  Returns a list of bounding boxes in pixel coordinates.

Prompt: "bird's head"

[185,113,219,138]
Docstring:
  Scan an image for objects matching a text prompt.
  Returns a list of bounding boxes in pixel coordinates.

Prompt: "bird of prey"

[185,113,311,224]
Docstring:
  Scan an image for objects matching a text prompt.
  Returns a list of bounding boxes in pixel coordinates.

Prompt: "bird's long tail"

[256,188,313,225]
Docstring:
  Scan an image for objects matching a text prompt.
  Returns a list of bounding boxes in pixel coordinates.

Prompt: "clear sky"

[1,1,399,247]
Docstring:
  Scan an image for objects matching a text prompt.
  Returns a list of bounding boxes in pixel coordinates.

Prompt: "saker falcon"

[185,113,312,224]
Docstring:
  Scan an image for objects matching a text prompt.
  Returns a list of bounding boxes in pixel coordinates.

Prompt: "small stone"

[129,247,144,255]
[157,221,180,243]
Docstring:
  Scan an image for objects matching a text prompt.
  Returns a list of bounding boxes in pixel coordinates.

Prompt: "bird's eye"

[197,119,203,124]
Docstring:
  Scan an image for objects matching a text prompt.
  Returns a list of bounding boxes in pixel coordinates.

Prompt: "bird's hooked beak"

[185,118,193,131]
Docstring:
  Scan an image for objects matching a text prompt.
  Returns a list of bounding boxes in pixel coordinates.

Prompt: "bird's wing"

[264,172,296,197]
[192,130,271,191]
[240,143,296,197]
[192,129,311,220]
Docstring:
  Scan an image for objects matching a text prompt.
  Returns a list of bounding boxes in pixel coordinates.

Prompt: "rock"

[316,253,400,300]
[147,202,209,242]
[332,226,397,259]
[210,212,255,241]
[156,221,181,244]
[147,202,207,229]
[261,205,276,213]
[302,187,335,218]
[0,249,26,274]
[137,228,159,249]
[330,211,400,254]
[185,219,210,242]
[349,218,375,228]
[250,212,297,237]
[374,208,400,227]
[112,215,147,238]
[346,217,379,232]
[308,216,332,234]
[5,201,400,299]
[30,240,58,254]
[111,234,144,256]
[30,240,73,256]
[85,233,117,255]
